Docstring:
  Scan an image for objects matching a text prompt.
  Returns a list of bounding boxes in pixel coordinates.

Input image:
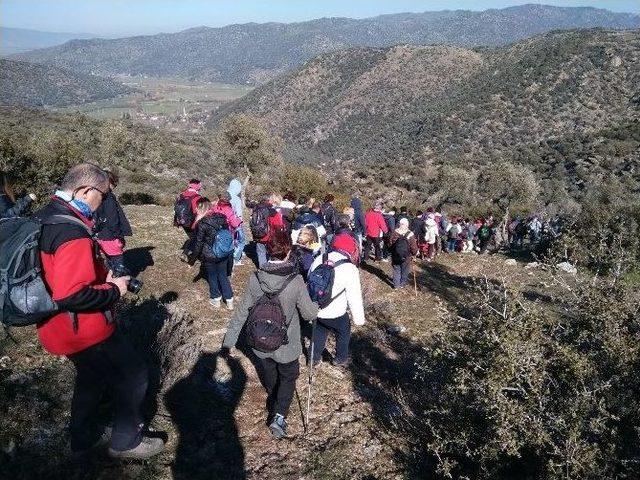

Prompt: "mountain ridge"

[12,5,640,85]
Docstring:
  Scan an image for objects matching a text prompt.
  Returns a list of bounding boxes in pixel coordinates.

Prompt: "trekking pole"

[305,319,317,435]
[412,257,418,297]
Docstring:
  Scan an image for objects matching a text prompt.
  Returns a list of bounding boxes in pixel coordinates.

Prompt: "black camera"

[112,266,143,294]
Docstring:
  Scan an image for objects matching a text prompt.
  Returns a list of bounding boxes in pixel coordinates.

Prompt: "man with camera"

[35,163,164,459]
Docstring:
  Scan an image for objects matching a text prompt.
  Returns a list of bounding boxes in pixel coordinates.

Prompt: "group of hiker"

[0,164,563,462]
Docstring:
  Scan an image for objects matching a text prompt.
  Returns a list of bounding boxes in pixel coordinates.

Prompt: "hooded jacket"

[350,198,366,235]
[223,260,318,363]
[211,200,242,233]
[191,213,230,263]
[227,179,243,220]
[365,209,388,238]
[425,217,439,244]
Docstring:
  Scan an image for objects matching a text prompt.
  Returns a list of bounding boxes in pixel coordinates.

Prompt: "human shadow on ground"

[123,246,155,276]
[164,351,247,480]
[361,261,394,288]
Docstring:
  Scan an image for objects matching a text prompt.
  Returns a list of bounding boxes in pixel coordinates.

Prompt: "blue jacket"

[227,179,243,220]
[350,198,366,235]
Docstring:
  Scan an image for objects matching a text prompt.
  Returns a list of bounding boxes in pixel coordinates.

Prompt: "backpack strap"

[44,214,94,237]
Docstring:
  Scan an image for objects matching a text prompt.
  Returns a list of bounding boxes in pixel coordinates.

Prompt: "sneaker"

[108,436,165,460]
[269,414,287,439]
[226,298,234,310]
[209,297,222,308]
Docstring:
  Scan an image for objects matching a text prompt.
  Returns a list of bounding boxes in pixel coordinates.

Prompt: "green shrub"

[119,192,158,205]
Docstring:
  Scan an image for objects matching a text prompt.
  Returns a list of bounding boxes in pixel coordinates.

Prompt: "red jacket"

[35,199,120,356]
[256,203,285,243]
[210,201,242,233]
[365,209,388,238]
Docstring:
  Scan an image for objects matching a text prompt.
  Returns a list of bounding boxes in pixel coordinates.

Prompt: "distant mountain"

[212,29,640,200]
[0,27,97,55]
[0,59,134,107]
[12,5,640,84]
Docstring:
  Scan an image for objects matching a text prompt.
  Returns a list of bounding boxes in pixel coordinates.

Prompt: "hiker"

[0,171,37,218]
[424,213,439,261]
[227,178,246,265]
[477,220,492,253]
[388,218,419,289]
[292,199,326,244]
[330,214,361,265]
[279,191,297,232]
[410,211,426,257]
[291,225,321,281]
[222,229,318,439]
[396,206,409,224]
[363,202,388,262]
[350,197,366,258]
[95,168,132,272]
[528,216,542,244]
[309,234,365,367]
[190,198,235,310]
[446,217,462,253]
[211,191,243,275]
[251,193,285,268]
[320,194,339,245]
[174,179,203,258]
[33,163,164,459]
[381,207,396,262]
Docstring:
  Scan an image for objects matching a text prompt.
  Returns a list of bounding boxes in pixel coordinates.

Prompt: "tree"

[214,115,283,200]
[430,165,476,210]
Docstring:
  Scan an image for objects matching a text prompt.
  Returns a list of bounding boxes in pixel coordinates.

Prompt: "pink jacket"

[211,201,242,233]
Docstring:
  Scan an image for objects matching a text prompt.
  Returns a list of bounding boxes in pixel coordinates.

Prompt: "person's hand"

[106,270,129,296]
[28,193,37,201]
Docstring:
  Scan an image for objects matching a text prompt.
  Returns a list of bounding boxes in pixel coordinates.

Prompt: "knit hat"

[399,218,409,228]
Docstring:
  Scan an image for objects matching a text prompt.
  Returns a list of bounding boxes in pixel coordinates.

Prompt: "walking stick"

[305,319,317,435]
[412,257,418,297]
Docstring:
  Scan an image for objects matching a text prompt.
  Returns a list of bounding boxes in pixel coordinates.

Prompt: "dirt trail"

[1,205,541,479]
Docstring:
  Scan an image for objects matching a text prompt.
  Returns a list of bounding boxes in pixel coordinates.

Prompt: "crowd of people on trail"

[0,164,566,464]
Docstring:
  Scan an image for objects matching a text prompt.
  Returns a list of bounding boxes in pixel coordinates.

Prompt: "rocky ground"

[0,205,549,480]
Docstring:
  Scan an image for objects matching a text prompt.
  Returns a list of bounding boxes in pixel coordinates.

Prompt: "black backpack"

[174,195,195,227]
[307,253,349,309]
[391,232,411,264]
[0,215,92,328]
[245,273,297,353]
[250,204,271,239]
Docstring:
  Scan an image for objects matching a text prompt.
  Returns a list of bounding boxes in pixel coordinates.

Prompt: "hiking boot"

[269,414,287,439]
[209,297,222,308]
[226,298,234,310]
[108,436,165,460]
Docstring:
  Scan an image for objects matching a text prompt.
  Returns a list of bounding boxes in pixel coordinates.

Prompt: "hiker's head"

[311,201,321,213]
[398,218,410,230]
[0,171,16,202]
[337,214,351,229]
[297,195,308,206]
[104,167,119,189]
[196,197,212,217]
[269,193,282,206]
[416,210,423,217]
[267,228,292,260]
[343,207,354,220]
[218,191,231,204]
[188,179,202,192]
[400,206,408,214]
[324,194,335,203]
[60,163,110,212]
[307,197,315,209]
[297,225,318,246]
[374,202,383,212]
[283,191,296,202]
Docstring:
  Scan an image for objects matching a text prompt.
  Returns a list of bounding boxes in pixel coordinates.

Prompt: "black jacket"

[95,191,132,241]
[191,213,229,263]
[293,208,324,231]
[0,193,33,219]
[321,202,338,235]
[350,198,366,235]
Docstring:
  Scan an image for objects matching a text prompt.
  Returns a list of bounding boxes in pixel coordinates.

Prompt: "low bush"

[119,192,158,205]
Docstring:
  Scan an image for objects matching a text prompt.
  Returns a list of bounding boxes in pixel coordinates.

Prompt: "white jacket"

[309,251,365,325]
[425,218,439,244]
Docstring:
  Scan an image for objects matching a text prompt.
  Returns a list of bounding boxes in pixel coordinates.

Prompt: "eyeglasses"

[89,186,109,200]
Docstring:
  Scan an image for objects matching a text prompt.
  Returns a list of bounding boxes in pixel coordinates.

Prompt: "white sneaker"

[209,297,222,308]
[226,298,234,310]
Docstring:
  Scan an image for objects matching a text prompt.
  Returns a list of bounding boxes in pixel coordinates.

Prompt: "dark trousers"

[392,259,411,288]
[312,313,351,364]
[182,227,195,254]
[204,258,233,300]
[363,236,383,261]
[260,358,300,418]
[67,330,148,452]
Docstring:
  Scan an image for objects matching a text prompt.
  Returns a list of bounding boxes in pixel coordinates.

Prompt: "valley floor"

[0,205,548,480]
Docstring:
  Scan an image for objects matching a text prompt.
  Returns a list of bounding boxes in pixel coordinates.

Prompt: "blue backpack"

[211,228,234,259]
[307,253,349,309]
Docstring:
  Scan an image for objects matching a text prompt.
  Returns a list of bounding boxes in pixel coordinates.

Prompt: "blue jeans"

[312,313,351,364]
[204,259,233,300]
[234,227,246,262]
[256,242,268,268]
[447,238,457,252]
[392,259,410,288]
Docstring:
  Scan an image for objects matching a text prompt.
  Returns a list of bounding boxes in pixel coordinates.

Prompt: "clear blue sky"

[1,1,638,37]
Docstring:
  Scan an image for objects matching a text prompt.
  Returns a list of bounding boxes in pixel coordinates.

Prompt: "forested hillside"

[12,5,639,84]
[213,29,640,208]
[0,59,133,107]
